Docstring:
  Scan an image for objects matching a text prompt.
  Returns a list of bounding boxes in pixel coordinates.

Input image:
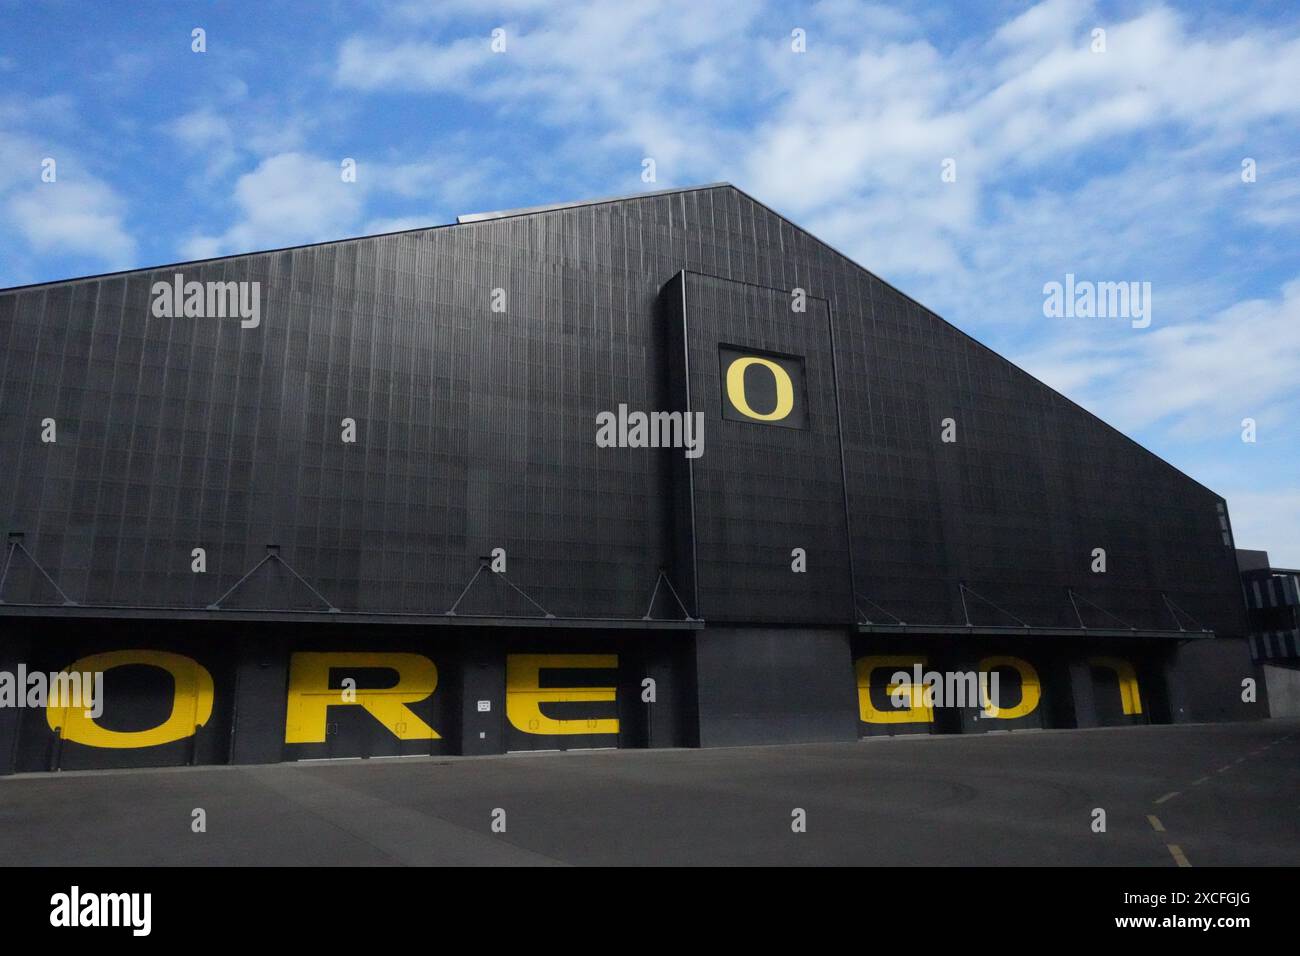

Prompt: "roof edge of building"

[0,183,736,295]
[716,184,1232,506]
[455,182,732,223]
[0,179,1227,506]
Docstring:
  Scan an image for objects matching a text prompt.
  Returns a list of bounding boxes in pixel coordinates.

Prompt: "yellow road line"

[1167,844,1191,867]
[1147,814,1165,832]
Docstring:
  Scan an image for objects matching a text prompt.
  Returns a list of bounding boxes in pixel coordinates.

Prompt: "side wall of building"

[1165,637,1269,723]
[1,617,1258,776]
[0,620,698,774]
[0,186,1246,636]
[1262,664,1300,718]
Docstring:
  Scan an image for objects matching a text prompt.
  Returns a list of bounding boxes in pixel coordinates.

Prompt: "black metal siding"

[0,185,1245,636]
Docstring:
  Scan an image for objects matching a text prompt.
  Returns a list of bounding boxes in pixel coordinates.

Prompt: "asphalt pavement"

[1,719,1296,865]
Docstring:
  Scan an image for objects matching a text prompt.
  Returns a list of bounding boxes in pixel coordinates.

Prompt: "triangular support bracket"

[959,581,1028,628]
[0,532,77,606]
[446,558,554,619]
[855,593,906,626]
[206,545,339,612]
[1067,586,1136,631]
[1162,592,1208,633]
[642,568,695,622]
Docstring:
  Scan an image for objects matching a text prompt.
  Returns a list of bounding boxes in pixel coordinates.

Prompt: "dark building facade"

[0,184,1264,772]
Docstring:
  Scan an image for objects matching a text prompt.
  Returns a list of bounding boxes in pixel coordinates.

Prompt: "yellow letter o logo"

[47,650,214,749]
[725,356,794,421]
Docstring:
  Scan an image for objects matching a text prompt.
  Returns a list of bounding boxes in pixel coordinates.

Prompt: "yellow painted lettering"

[856,655,933,724]
[284,652,439,743]
[47,650,213,749]
[506,654,619,735]
[725,356,794,421]
[977,655,1040,719]
[1088,656,1143,715]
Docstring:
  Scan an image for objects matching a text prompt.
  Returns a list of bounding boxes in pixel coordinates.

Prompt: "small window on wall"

[1217,501,1232,546]
[718,345,809,430]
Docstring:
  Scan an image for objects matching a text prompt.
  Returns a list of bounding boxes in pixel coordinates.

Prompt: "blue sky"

[2,0,1298,563]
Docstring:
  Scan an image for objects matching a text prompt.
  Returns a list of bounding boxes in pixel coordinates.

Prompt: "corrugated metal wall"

[0,185,1245,634]
[0,620,695,773]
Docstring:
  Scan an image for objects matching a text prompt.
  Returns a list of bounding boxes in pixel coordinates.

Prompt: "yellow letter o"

[47,650,214,749]
[725,356,794,422]
[976,655,1041,720]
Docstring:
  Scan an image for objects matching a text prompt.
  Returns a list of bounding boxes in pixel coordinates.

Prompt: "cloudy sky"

[2,0,1297,563]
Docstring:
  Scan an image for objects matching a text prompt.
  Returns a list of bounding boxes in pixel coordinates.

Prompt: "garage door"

[282,652,450,760]
[855,655,934,737]
[505,653,622,752]
[1088,656,1147,726]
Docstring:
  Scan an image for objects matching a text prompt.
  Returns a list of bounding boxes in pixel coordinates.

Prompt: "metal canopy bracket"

[1068,586,1137,631]
[642,568,695,622]
[855,593,906,627]
[207,544,338,612]
[447,557,554,619]
[1162,592,1210,633]
[0,532,77,606]
[959,581,1028,628]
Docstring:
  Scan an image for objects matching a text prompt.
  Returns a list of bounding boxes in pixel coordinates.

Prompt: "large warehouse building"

[0,183,1266,773]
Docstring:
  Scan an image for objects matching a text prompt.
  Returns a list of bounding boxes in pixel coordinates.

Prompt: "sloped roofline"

[713,185,1227,503]
[452,181,1225,503]
[0,180,1223,501]
[455,182,733,223]
[0,182,734,294]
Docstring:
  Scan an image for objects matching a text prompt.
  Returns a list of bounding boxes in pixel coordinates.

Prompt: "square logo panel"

[718,345,808,430]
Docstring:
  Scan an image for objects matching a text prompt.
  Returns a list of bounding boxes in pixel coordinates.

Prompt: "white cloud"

[1016,277,1300,440]
[169,108,240,178]
[741,3,1300,221]
[171,110,235,151]
[90,51,153,91]
[0,122,135,271]
[182,152,364,258]
[336,36,491,91]
[180,129,506,259]
[6,178,136,266]
[179,150,495,258]
[361,215,438,235]
[178,235,224,262]
[992,0,1090,51]
[809,0,922,38]
[165,74,313,187]
[335,0,762,171]
[0,93,76,132]
[1240,157,1300,228]
[387,0,552,20]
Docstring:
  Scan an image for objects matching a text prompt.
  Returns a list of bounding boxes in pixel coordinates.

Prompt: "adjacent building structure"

[1238,548,1300,716]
